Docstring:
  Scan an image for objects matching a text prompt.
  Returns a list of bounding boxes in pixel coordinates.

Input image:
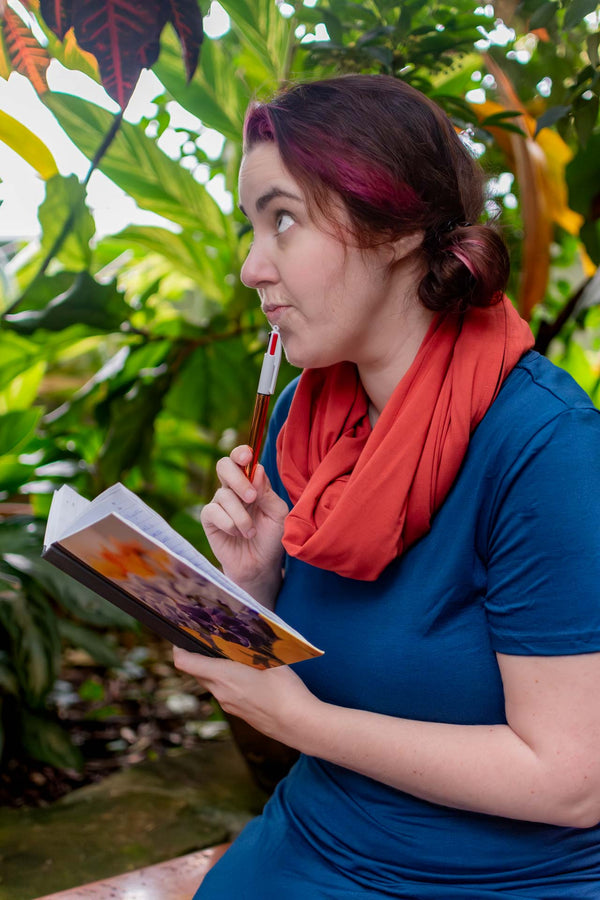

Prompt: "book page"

[44,485,91,551]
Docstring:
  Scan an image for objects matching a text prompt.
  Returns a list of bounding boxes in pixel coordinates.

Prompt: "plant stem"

[2,112,124,319]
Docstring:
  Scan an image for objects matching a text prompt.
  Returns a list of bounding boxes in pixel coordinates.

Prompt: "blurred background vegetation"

[0,0,597,777]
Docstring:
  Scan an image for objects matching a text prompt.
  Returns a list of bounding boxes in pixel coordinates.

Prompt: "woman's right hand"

[200,445,289,609]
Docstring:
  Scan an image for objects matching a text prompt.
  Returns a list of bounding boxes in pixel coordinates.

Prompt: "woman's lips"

[262,305,291,325]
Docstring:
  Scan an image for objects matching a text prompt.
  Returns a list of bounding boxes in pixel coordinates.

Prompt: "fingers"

[216,447,257,504]
[202,486,257,539]
[173,647,246,686]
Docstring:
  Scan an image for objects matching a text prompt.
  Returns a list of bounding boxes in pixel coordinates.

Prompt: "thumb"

[253,465,289,518]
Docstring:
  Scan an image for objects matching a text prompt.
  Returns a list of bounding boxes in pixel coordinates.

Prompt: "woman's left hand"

[173,647,319,746]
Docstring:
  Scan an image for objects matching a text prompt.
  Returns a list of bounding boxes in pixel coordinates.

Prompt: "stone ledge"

[0,739,266,900]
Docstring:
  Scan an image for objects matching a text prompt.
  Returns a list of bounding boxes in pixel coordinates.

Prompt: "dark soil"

[0,636,221,809]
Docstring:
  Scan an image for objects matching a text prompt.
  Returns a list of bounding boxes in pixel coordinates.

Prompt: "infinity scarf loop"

[276,296,534,581]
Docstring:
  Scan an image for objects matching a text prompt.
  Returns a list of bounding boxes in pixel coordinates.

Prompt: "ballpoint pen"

[245,326,282,482]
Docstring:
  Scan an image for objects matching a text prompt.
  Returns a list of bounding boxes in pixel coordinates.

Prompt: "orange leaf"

[2,7,50,94]
[484,56,553,319]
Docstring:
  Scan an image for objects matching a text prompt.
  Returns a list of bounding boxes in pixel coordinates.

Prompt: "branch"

[534,278,591,356]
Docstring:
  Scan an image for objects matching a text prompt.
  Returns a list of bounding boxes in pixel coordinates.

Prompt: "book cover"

[42,488,323,670]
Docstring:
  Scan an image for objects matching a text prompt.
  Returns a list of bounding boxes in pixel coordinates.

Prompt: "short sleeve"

[484,408,600,655]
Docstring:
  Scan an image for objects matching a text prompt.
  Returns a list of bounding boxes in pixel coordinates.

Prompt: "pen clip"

[257,326,282,395]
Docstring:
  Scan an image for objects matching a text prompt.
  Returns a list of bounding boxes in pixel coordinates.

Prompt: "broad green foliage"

[0,0,597,769]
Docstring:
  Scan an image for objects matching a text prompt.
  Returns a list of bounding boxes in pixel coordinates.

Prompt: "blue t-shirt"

[198,351,600,899]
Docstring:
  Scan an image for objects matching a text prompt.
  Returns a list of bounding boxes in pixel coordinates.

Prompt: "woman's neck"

[360,301,435,424]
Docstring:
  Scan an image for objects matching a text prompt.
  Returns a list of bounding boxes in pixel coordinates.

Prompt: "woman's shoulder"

[502,350,598,412]
[479,350,599,452]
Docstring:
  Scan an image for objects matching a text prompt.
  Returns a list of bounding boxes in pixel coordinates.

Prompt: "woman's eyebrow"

[239,187,303,218]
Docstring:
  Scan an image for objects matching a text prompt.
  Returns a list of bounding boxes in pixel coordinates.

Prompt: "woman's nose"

[240,241,279,289]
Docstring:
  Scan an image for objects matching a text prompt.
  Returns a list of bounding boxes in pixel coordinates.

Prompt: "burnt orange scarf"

[276,296,534,581]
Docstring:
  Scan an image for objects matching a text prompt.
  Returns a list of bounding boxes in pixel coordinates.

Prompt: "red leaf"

[166,0,203,82]
[40,0,74,41]
[2,7,50,93]
[72,0,169,109]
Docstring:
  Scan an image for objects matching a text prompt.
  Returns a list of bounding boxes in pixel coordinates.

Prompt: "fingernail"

[246,527,257,539]
[244,488,256,502]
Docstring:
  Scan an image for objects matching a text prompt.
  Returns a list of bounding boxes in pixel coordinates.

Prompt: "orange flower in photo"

[90,539,162,581]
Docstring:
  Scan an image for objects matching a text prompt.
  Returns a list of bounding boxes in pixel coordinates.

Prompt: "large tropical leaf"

[39,0,204,109]
[479,56,563,319]
[166,0,203,81]
[0,409,41,455]
[39,0,74,40]
[220,0,291,82]
[0,5,50,93]
[38,174,95,270]
[109,225,236,304]
[4,272,130,335]
[19,707,83,769]
[44,92,231,237]
[0,579,60,706]
[154,25,246,143]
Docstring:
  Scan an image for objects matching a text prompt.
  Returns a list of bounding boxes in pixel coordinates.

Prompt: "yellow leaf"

[0,27,10,79]
[472,57,586,318]
[0,109,58,179]
[535,128,584,236]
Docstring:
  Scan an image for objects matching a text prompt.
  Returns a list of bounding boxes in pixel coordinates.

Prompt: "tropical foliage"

[0,0,597,769]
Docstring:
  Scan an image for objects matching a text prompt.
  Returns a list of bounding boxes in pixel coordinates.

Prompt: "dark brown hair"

[244,75,509,314]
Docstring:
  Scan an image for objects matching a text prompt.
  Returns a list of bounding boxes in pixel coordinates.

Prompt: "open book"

[42,483,323,669]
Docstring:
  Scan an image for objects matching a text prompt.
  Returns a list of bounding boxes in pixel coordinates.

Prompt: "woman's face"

[238,143,417,371]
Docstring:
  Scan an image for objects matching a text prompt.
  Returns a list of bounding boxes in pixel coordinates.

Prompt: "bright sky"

[0,1,235,243]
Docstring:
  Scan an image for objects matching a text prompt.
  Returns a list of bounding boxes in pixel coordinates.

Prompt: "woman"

[174,76,600,898]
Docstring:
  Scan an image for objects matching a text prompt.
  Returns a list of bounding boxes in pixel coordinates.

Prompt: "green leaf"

[563,0,599,29]
[0,651,19,696]
[154,30,246,143]
[78,678,105,702]
[57,619,121,667]
[0,357,46,413]
[165,335,256,433]
[96,367,174,485]
[4,272,130,335]
[566,131,600,216]
[0,584,60,706]
[529,1,559,29]
[43,92,230,237]
[220,0,282,78]
[534,104,572,136]
[38,174,95,270]
[6,552,137,629]
[110,225,236,303]
[0,334,46,393]
[587,31,600,67]
[0,409,41,456]
[0,460,36,494]
[573,93,599,146]
[19,707,83,770]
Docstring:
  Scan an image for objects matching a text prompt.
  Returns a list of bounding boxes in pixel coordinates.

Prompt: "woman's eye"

[276,212,294,234]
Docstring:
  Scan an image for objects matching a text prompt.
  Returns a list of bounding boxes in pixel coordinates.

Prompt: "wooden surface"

[34,844,231,900]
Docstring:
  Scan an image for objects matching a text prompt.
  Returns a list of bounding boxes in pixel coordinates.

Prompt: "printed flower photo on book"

[58,517,297,668]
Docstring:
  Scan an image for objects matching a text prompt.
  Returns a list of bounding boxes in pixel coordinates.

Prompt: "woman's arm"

[173,648,600,829]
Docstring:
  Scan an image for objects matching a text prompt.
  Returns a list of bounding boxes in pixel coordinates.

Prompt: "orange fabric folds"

[276,296,534,581]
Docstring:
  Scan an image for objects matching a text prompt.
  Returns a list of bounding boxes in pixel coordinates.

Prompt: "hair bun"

[419,223,509,314]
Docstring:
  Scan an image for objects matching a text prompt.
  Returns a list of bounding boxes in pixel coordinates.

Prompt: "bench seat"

[34,844,231,900]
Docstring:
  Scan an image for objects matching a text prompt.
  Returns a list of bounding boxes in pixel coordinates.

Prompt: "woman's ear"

[389,229,425,263]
